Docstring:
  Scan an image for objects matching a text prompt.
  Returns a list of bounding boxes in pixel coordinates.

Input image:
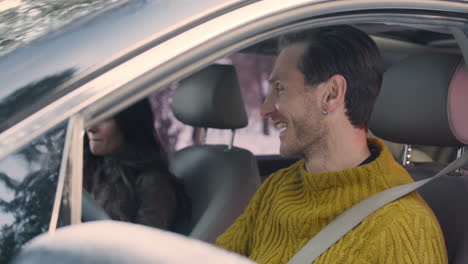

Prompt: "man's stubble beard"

[280,103,328,158]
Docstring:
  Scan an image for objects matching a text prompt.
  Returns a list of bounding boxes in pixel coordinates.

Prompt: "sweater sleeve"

[215,173,276,256]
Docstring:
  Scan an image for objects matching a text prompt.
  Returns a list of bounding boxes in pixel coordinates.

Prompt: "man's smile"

[275,121,288,134]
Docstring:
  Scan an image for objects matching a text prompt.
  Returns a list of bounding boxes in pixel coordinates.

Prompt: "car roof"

[0,0,256,134]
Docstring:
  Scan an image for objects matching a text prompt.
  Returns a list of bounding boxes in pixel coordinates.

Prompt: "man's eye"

[275,82,285,95]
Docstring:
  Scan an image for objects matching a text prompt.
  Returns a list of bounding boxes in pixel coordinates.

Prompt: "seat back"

[171,146,260,242]
[169,64,261,242]
[370,53,468,263]
[407,164,468,263]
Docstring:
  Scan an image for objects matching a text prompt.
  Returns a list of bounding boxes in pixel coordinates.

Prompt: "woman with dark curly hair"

[83,99,189,230]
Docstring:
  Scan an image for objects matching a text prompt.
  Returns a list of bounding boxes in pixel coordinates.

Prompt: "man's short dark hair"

[279,25,383,129]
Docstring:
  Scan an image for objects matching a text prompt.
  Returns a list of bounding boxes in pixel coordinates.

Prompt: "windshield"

[0,0,251,134]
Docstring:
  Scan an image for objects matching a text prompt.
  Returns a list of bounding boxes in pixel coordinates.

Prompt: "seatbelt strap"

[288,150,468,264]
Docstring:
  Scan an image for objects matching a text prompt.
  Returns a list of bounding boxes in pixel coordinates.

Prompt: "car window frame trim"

[48,114,85,231]
[48,118,74,232]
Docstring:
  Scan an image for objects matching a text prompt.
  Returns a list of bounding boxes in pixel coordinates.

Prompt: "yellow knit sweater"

[216,138,447,263]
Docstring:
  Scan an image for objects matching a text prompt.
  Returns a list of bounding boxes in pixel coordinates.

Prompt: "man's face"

[261,43,327,157]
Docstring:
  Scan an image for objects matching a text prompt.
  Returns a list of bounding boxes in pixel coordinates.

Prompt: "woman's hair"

[83,99,170,176]
[83,99,190,226]
[113,98,170,170]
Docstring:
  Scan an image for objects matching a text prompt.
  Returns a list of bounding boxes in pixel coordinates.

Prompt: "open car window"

[0,122,66,263]
[150,53,281,156]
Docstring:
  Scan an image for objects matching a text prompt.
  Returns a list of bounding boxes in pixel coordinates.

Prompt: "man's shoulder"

[393,192,440,222]
[363,191,442,235]
[341,191,447,263]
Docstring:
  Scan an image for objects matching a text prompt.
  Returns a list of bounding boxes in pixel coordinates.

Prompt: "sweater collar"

[298,137,398,192]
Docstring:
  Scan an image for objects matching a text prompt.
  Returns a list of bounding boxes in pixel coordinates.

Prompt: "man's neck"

[304,128,370,174]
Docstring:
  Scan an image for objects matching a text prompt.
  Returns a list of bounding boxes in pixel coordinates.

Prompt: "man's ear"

[322,74,347,113]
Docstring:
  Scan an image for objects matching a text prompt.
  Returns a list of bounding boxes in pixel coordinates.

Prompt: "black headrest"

[172,64,248,129]
[370,53,468,147]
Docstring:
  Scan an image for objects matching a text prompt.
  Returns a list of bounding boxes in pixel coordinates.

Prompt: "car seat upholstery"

[368,130,434,163]
[370,53,468,264]
[416,145,457,163]
[369,129,457,164]
[169,64,261,243]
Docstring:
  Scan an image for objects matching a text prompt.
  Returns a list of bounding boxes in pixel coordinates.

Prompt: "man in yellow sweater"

[216,26,447,263]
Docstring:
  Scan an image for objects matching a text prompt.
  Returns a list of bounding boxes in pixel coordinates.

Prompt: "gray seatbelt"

[288,150,468,264]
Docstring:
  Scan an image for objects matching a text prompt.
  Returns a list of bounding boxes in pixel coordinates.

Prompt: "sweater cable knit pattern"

[216,138,447,263]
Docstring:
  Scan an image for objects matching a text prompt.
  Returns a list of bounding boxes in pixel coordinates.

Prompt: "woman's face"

[86,118,124,156]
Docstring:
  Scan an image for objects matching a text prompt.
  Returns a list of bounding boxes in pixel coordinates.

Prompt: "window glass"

[1,0,244,134]
[0,0,129,56]
[150,83,184,154]
[0,122,66,263]
[150,53,281,155]
[205,53,280,154]
[0,0,242,57]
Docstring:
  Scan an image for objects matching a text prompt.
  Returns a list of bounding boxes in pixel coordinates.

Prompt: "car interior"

[169,64,261,242]
[235,23,463,177]
[8,13,468,264]
[74,22,468,263]
[161,23,468,263]
[369,51,468,263]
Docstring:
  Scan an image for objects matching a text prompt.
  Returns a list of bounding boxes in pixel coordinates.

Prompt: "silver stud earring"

[322,110,328,116]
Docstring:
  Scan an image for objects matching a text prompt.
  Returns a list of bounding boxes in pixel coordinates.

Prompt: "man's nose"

[260,94,276,118]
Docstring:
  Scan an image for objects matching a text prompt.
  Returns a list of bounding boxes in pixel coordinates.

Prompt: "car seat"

[169,64,261,243]
[370,52,468,264]
[368,130,435,163]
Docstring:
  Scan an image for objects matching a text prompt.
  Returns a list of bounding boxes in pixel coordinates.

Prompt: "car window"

[150,53,282,155]
[0,122,66,263]
[205,53,280,154]
[0,0,246,57]
[0,0,129,57]
[0,0,253,134]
